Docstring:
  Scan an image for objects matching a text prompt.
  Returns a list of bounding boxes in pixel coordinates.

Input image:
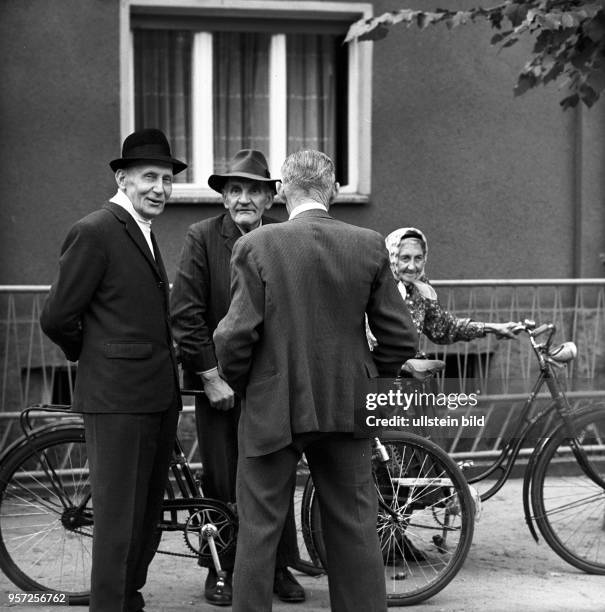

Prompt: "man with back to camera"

[170,149,305,606]
[213,150,418,611]
[40,128,185,612]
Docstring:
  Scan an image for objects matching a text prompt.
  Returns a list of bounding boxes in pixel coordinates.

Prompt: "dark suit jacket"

[213,209,418,457]
[170,212,277,379]
[40,202,181,414]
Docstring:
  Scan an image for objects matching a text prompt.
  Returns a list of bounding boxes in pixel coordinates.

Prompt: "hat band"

[124,143,172,159]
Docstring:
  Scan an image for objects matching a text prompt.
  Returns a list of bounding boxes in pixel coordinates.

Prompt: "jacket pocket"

[103,341,152,359]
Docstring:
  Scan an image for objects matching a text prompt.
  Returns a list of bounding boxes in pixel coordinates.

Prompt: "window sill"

[167,187,369,206]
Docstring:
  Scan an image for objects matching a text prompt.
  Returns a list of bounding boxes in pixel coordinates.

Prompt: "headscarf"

[385,227,437,301]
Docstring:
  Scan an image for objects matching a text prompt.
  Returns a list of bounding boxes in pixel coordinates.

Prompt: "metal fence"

[1,281,604,460]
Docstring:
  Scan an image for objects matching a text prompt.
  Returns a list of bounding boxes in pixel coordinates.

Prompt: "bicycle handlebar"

[511,319,556,342]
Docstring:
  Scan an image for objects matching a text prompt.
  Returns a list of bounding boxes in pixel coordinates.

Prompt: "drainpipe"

[572,104,583,279]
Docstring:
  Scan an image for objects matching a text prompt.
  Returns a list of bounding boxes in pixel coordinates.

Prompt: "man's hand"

[200,368,235,411]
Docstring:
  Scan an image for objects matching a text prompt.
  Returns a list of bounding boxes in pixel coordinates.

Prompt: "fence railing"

[2,281,604,458]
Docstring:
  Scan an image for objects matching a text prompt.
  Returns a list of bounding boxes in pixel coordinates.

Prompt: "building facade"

[2,0,604,286]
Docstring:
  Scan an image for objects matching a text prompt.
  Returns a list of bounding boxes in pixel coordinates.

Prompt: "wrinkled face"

[117,163,173,220]
[396,238,426,283]
[222,178,274,232]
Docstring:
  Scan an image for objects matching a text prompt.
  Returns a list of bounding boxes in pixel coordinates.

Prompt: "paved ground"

[1,478,603,611]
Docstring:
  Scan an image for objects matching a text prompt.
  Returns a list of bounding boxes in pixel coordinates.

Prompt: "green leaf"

[489,9,505,29]
[492,30,514,43]
[533,30,552,52]
[586,67,605,93]
[541,12,563,30]
[584,12,605,42]
[514,73,537,96]
[561,12,579,28]
[560,93,580,108]
[357,25,390,42]
[579,83,599,105]
[502,35,521,48]
[543,61,564,83]
[504,2,528,27]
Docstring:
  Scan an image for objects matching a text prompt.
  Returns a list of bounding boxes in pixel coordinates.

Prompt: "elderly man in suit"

[213,150,418,612]
[41,129,185,612]
[170,149,305,606]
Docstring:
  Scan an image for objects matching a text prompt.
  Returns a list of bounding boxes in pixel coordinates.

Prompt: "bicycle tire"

[300,474,324,569]
[0,426,91,604]
[303,431,474,606]
[530,406,605,574]
[291,457,324,575]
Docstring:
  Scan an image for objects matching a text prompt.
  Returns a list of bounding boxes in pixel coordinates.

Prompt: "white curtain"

[286,34,337,161]
[134,30,192,183]
[212,32,270,173]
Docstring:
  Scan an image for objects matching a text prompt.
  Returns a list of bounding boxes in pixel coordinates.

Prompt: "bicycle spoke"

[531,407,605,574]
[0,429,93,598]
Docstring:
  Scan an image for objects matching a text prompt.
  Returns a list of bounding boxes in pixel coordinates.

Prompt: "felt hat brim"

[208,172,278,193]
[110,156,187,175]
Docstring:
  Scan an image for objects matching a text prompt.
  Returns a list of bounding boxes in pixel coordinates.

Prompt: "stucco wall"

[1,0,120,285]
[339,0,583,280]
[1,0,603,286]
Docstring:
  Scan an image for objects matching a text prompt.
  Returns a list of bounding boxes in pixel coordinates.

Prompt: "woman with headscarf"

[385,227,517,342]
[370,227,517,454]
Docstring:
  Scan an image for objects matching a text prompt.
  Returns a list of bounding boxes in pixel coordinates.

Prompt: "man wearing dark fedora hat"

[171,149,305,606]
[41,128,186,612]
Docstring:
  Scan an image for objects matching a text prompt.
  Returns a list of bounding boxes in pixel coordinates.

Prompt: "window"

[120,1,372,202]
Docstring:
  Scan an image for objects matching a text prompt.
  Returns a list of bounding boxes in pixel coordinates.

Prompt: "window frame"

[120,0,373,204]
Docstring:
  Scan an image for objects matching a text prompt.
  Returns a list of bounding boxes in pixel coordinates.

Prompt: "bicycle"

[441,318,605,575]
[0,395,242,605]
[300,358,476,607]
[0,369,475,607]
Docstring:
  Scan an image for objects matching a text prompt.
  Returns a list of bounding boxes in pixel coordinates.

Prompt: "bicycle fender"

[522,404,604,543]
[523,437,550,544]
[0,423,85,467]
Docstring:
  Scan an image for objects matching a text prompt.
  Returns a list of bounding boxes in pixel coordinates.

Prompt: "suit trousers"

[83,409,179,612]
[195,396,299,570]
[233,433,387,612]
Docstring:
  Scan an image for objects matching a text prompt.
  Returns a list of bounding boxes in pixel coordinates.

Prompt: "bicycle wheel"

[300,474,324,569]
[303,432,474,606]
[0,426,91,604]
[530,407,605,574]
[292,457,324,575]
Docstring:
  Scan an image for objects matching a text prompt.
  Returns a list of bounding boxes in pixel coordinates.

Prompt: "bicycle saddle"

[399,359,446,381]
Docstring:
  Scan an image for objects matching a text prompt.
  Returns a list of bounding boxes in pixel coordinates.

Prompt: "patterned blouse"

[404,278,486,344]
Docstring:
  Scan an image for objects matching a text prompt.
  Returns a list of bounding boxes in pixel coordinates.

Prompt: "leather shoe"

[273,567,305,603]
[204,568,232,606]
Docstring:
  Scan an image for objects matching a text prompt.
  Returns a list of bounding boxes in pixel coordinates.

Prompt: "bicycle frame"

[465,373,562,500]
[462,320,605,542]
[12,401,235,560]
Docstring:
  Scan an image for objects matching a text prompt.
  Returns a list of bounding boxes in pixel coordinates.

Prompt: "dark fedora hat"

[109,128,188,175]
[208,149,279,193]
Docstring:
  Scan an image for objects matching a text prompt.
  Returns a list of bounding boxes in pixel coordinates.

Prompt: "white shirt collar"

[288,202,328,220]
[110,190,155,259]
[110,190,152,227]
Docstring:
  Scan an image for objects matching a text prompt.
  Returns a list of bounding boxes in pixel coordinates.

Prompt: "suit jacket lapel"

[150,231,170,300]
[220,213,244,254]
[104,202,162,280]
[220,212,280,254]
